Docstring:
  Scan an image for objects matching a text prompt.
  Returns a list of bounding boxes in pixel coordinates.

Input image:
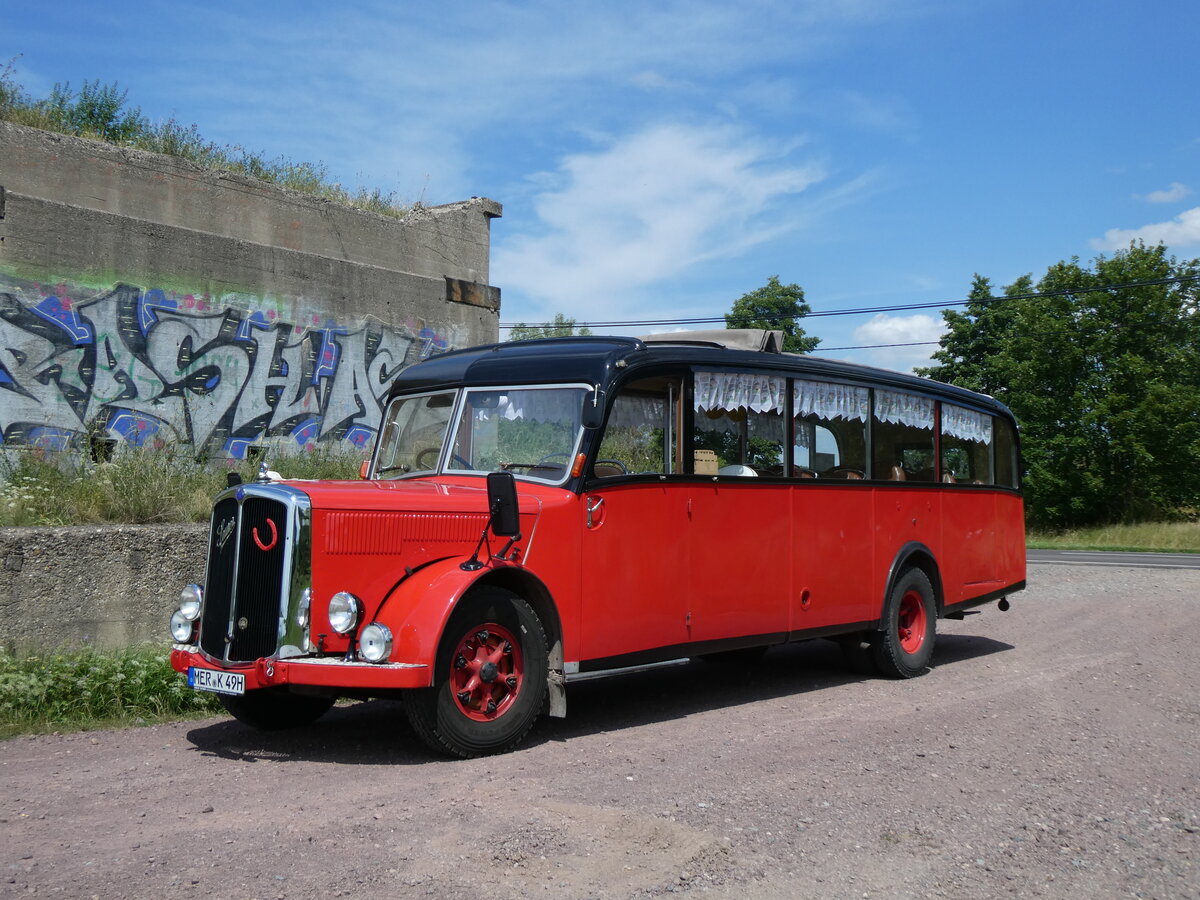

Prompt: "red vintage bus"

[170,330,1026,757]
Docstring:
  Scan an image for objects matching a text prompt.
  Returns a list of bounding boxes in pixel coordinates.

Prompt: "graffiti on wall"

[0,277,457,456]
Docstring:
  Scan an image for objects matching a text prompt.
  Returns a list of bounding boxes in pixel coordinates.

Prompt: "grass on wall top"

[0,58,409,220]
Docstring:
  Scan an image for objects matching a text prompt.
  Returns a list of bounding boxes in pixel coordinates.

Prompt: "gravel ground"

[2,562,1197,899]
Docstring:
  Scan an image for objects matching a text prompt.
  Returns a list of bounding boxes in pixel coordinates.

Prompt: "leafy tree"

[923,243,1200,528]
[508,313,593,341]
[917,272,1031,395]
[725,276,820,352]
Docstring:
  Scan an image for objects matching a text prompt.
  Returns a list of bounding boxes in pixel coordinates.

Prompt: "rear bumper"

[170,646,430,691]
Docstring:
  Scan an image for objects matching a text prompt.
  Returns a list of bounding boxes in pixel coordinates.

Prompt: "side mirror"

[486,471,521,537]
[581,390,606,430]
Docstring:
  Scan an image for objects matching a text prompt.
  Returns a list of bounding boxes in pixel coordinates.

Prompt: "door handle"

[586,495,605,528]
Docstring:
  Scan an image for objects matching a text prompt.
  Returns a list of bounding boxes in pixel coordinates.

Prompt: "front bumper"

[171,646,430,691]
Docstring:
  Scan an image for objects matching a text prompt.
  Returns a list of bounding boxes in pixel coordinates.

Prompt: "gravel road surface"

[2,562,1197,899]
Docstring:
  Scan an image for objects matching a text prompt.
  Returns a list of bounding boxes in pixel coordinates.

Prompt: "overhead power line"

[498,274,1200,331]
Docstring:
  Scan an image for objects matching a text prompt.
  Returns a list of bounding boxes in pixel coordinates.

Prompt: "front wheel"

[219,687,334,730]
[870,568,936,678]
[405,587,548,758]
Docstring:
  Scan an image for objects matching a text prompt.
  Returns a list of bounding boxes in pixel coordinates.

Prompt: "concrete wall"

[0,121,502,456]
[0,524,207,651]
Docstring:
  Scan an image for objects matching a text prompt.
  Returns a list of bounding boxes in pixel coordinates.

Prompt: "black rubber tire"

[404,587,548,758]
[219,688,334,730]
[870,567,936,678]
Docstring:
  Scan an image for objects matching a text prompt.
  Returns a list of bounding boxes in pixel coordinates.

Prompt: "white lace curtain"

[941,404,993,444]
[694,371,786,413]
[793,381,869,423]
[874,389,935,430]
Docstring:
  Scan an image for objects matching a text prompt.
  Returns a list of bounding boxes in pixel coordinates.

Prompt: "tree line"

[918,243,1199,528]
[514,245,1199,528]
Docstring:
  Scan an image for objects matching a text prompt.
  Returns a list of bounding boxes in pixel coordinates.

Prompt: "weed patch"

[0,645,220,738]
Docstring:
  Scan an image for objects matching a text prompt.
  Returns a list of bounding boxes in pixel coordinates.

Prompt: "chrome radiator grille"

[198,487,307,663]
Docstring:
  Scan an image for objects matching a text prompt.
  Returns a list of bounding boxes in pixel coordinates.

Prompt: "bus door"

[579,376,689,663]
[686,371,792,643]
[789,380,877,630]
[686,480,792,643]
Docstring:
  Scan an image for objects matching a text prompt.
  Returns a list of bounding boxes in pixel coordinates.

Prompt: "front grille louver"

[198,491,296,663]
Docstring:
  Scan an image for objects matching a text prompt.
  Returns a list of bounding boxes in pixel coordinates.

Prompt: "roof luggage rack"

[639,329,785,353]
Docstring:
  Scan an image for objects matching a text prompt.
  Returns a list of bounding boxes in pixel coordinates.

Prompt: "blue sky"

[4,0,1197,371]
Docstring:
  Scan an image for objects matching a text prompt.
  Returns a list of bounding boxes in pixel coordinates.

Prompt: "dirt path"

[2,563,1197,899]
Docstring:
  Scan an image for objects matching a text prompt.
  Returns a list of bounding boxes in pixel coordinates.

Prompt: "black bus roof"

[387,332,1014,419]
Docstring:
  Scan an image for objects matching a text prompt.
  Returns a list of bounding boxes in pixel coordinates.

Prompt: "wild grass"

[0,58,408,219]
[0,645,220,739]
[0,443,365,527]
[1027,521,1200,553]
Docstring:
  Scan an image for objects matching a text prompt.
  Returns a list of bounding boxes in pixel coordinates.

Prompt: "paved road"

[1028,548,1200,569]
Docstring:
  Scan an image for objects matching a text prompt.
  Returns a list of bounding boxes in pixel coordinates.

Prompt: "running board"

[564,657,690,683]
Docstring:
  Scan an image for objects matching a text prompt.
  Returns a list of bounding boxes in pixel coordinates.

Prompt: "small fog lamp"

[327,592,361,634]
[179,584,203,621]
[358,623,393,663]
[171,609,195,643]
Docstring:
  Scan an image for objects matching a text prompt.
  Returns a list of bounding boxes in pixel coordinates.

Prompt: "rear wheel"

[405,587,548,758]
[220,688,334,730]
[871,568,936,678]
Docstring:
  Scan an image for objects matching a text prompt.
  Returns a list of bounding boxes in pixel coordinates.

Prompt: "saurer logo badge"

[215,517,235,553]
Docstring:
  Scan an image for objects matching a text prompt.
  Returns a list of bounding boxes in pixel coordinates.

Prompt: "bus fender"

[878,542,945,626]
[371,560,565,713]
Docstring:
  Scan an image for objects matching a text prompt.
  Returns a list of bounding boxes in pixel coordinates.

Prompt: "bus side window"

[993,415,1019,487]
[940,403,994,484]
[595,376,681,476]
[693,371,786,477]
[873,389,935,481]
[793,379,868,479]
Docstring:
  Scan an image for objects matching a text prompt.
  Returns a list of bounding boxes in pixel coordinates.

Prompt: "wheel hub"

[448,621,524,722]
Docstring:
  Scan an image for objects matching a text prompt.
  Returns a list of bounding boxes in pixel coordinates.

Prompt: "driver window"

[594,376,681,477]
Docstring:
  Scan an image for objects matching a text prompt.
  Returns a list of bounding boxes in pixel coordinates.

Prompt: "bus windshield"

[375,385,589,483]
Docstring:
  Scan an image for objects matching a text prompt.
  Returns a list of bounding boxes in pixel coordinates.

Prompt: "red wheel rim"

[448,622,524,722]
[897,589,927,654]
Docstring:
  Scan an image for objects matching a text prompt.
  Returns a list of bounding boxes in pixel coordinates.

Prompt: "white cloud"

[493,123,825,319]
[850,312,945,372]
[1139,182,1192,204]
[1092,206,1200,251]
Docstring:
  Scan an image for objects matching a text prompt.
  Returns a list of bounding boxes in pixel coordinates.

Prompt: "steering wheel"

[593,458,628,475]
[415,447,441,470]
[416,447,472,470]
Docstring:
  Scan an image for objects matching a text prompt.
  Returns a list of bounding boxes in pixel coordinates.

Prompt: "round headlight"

[296,587,312,628]
[358,623,393,663]
[327,592,361,634]
[170,609,195,643]
[179,584,203,621]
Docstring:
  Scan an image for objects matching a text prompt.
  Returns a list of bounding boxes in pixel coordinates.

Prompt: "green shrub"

[0,443,366,526]
[0,645,220,737]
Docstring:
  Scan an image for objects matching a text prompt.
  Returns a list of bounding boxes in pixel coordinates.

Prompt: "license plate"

[189,667,245,696]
